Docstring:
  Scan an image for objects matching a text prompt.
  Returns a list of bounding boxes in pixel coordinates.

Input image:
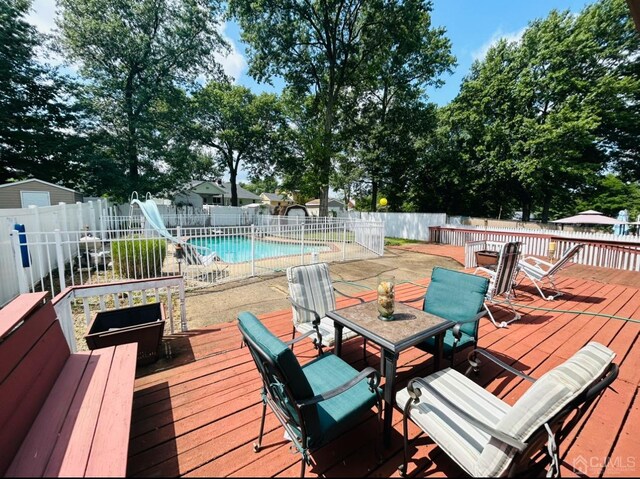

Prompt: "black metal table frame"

[326,308,453,448]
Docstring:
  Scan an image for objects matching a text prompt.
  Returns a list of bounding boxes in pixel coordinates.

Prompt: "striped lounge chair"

[475,241,522,328]
[518,243,585,300]
[397,342,618,477]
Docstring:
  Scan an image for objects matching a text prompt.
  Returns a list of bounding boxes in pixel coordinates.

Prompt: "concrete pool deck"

[182,245,463,329]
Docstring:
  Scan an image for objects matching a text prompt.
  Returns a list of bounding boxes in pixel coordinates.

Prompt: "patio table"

[327,301,453,447]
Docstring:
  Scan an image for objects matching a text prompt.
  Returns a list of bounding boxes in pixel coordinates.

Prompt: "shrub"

[111,239,167,279]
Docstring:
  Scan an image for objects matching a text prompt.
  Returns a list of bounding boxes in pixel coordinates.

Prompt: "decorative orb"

[379,198,388,207]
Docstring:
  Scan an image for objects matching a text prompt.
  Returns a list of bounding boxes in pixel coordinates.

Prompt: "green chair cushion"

[302,353,379,447]
[416,329,476,357]
[423,267,489,338]
[238,312,313,401]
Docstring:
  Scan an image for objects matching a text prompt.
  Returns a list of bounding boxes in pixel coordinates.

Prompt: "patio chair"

[238,312,382,478]
[286,263,370,359]
[414,267,490,367]
[518,243,585,300]
[397,341,618,478]
[475,241,522,329]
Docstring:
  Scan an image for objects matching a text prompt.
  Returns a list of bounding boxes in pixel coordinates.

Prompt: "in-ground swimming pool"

[188,235,330,263]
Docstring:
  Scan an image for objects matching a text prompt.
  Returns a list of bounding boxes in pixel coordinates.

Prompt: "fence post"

[342,223,347,261]
[300,223,305,264]
[29,205,46,289]
[10,230,30,294]
[54,229,66,292]
[179,280,188,332]
[251,224,256,276]
[59,202,68,232]
[76,201,84,231]
[98,199,106,239]
[89,200,96,235]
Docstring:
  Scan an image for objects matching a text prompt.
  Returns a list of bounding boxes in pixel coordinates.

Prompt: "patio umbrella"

[551,210,624,225]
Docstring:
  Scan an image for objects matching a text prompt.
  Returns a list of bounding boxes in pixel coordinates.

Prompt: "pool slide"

[130,197,219,266]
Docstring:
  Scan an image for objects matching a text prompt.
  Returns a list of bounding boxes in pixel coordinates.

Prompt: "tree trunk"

[124,72,138,190]
[522,202,531,222]
[541,195,550,223]
[371,179,378,212]
[229,168,238,206]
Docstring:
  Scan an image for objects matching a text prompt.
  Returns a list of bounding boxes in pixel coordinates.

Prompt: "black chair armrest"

[406,377,528,452]
[288,297,321,323]
[297,367,381,407]
[284,329,318,346]
[333,287,365,303]
[467,348,536,382]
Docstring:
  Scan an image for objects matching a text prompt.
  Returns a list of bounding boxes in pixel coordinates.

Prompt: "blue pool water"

[188,235,329,263]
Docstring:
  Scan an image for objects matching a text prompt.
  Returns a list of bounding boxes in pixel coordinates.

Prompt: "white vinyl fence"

[1,200,109,306]
[348,212,447,241]
[3,216,384,306]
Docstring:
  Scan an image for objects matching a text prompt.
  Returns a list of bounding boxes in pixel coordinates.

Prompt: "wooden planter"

[475,250,499,268]
[85,303,165,366]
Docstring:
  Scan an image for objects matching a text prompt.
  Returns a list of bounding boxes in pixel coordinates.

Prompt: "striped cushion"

[396,368,511,476]
[295,317,359,347]
[476,342,615,477]
[287,263,337,326]
[491,242,520,297]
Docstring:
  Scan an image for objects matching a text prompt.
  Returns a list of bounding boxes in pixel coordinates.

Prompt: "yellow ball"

[379,198,388,207]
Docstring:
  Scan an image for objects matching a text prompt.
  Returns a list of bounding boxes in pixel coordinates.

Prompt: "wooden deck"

[128,248,640,477]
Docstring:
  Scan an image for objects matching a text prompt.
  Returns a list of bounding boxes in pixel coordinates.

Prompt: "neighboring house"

[174,180,261,207]
[0,179,83,209]
[260,192,294,213]
[305,198,345,217]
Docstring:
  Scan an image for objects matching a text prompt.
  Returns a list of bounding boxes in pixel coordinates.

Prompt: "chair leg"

[290,325,296,351]
[253,402,267,452]
[300,456,306,478]
[484,303,509,329]
[363,338,368,364]
[398,398,415,477]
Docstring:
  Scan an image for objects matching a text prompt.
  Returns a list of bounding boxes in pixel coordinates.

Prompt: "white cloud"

[214,24,248,82]
[25,0,57,34]
[472,27,526,62]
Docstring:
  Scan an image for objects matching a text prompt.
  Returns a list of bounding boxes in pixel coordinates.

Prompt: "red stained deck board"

[127,260,640,478]
[44,347,116,477]
[0,291,49,338]
[85,343,138,477]
[6,352,91,477]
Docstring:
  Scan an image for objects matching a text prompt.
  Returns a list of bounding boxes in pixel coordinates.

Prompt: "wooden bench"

[0,292,137,477]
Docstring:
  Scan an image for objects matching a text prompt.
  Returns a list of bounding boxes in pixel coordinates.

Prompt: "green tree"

[230,0,396,216]
[346,0,454,211]
[192,83,289,206]
[241,176,279,196]
[57,0,227,198]
[0,0,81,185]
[444,0,638,222]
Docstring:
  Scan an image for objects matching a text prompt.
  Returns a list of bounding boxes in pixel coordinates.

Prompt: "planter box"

[85,303,165,366]
[475,250,499,268]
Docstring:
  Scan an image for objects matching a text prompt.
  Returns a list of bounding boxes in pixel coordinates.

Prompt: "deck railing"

[431,225,640,271]
[51,276,186,352]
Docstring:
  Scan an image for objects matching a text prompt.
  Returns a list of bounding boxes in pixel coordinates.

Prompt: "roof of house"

[305,198,345,207]
[261,192,290,201]
[221,182,261,200]
[0,178,80,193]
[182,180,260,200]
